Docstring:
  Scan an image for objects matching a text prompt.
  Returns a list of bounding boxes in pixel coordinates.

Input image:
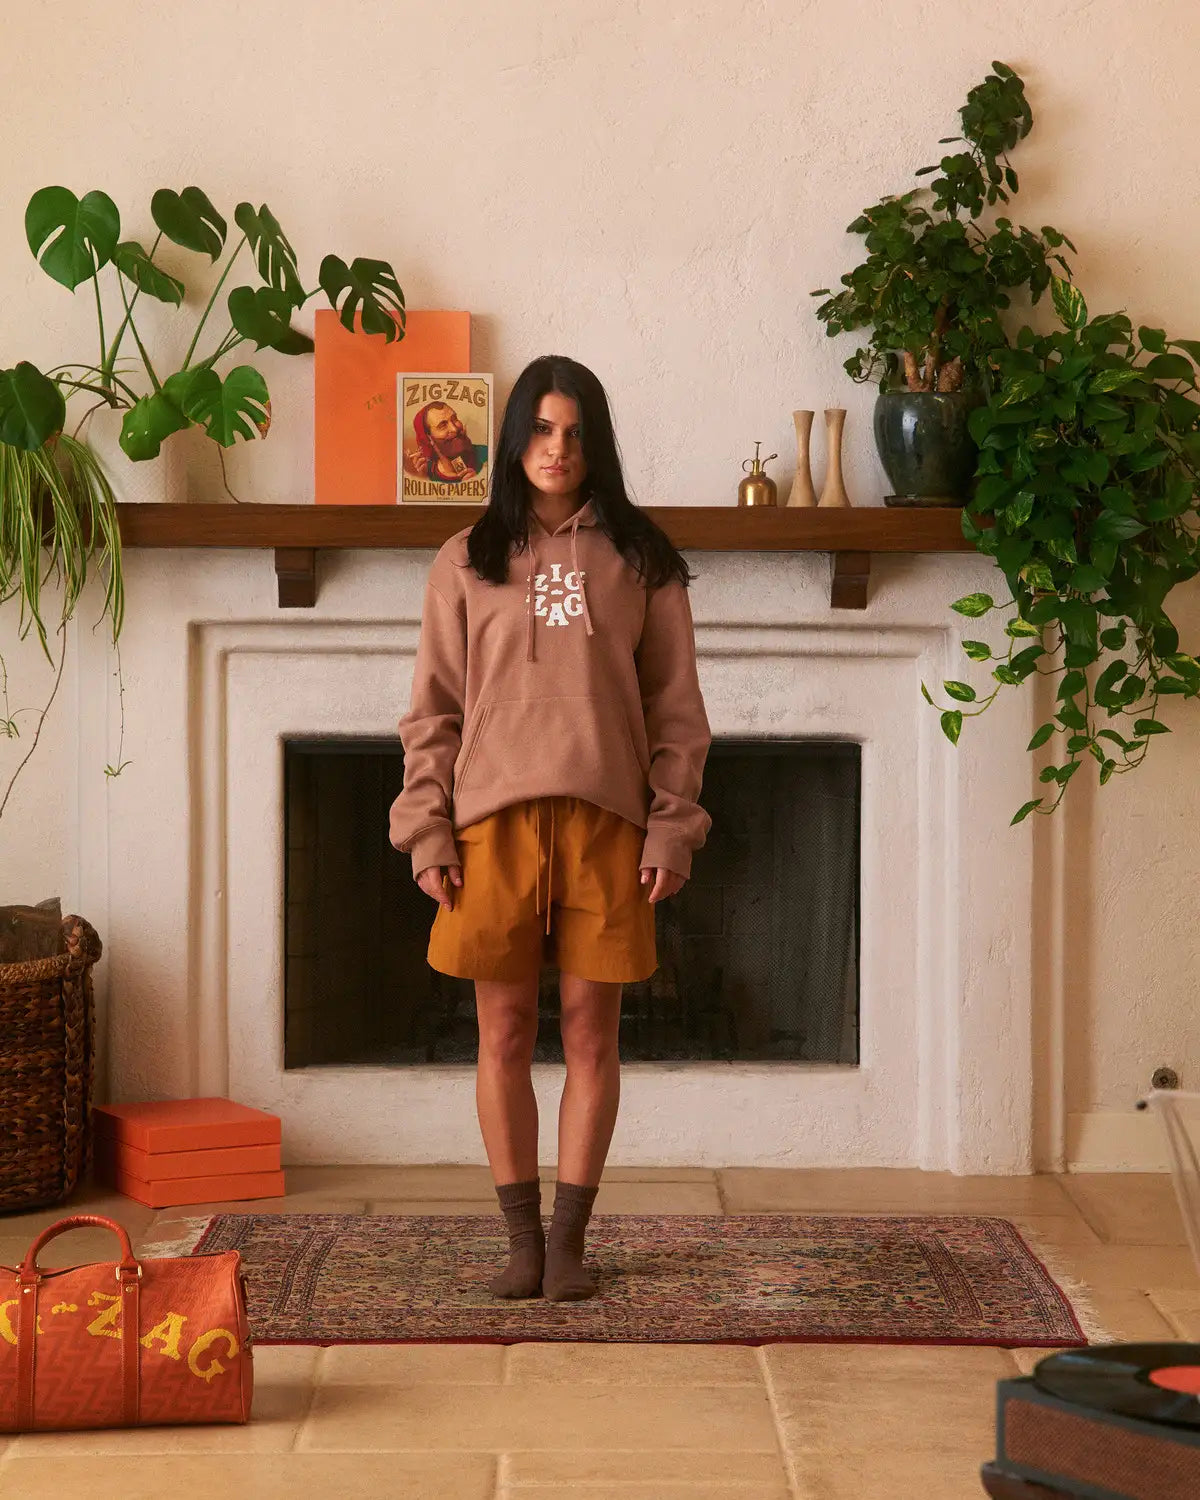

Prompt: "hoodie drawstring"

[525,536,537,663]
[569,513,594,637]
[526,514,593,660]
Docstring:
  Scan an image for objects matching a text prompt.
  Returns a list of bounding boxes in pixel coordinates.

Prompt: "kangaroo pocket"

[453,705,490,790]
[455,694,647,814]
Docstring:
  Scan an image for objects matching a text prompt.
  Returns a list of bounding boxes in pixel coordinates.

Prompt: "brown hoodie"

[389,502,711,880]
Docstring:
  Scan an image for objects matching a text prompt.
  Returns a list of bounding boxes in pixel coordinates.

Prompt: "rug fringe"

[1015,1225,1113,1345]
[139,1216,214,1258]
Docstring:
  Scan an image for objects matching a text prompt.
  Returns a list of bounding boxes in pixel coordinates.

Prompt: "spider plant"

[0,429,124,822]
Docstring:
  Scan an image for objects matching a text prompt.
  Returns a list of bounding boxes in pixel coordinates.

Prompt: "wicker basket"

[0,915,100,1215]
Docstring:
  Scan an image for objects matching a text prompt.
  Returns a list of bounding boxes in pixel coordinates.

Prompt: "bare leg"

[556,974,623,1186]
[475,977,543,1297]
[474,976,540,1183]
[544,974,622,1302]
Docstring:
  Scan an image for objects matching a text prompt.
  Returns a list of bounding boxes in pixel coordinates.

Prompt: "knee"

[478,1012,537,1070]
[561,1017,619,1074]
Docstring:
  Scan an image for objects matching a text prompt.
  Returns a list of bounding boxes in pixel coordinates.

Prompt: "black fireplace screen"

[284,738,859,1068]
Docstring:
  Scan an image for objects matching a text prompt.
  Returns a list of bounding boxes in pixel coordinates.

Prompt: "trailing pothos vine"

[925,276,1200,822]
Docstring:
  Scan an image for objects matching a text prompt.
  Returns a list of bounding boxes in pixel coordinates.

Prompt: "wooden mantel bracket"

[275,547,316,608]
[830,551,871,609]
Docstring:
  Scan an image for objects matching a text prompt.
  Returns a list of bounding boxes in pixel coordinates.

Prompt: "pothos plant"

[925,276,1200,821]
[0,184,405,823]
[811,62,1074,393]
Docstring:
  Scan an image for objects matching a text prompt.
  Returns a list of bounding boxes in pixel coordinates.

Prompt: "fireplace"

[89,544,1034,1169]
[283,738,860,1069]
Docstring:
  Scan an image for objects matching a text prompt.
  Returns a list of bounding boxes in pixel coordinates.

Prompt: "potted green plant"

[812,63,1073,505]
[0,410,122,820]
[16,184,404,489]
[927,277,1200,819]
[0,184,405,820]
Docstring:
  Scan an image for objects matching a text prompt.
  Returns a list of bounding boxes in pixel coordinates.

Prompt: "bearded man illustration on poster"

[398,373,493,502]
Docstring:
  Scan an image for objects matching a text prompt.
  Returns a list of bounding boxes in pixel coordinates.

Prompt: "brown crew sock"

[489,1179,546,1299]
[542,1180,600,1302]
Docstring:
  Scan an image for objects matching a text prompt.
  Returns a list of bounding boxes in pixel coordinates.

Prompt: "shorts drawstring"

[547,800,555,934]
[534,797,556,936]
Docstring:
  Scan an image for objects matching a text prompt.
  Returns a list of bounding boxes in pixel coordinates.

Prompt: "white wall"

[3,0,1199,1167]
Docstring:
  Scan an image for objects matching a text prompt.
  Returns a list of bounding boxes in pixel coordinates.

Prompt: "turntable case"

[992,1377,1200,1500]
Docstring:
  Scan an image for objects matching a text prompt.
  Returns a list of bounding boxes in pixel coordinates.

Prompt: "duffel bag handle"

[21,1214,140,1278]
[14,1214,144,1431]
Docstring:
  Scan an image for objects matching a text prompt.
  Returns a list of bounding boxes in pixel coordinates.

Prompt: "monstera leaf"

[234,202,303,304]
[0,363,66,450]
[319,255,405,341]
[181,365,270,446]
[25,187,120,289]
[228,286,314,355]
[151,187,227,260]
[119,371,195,460]
[113,241,185,304]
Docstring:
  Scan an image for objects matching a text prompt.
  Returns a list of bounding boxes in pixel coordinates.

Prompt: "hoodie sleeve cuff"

[407,826,460,879]
[639,829,693,881]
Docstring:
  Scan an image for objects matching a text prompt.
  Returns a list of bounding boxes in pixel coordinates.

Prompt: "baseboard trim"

[1066,1110,1170,1172]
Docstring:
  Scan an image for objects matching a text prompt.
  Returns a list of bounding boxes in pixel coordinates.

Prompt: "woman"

[389,355,710,1301]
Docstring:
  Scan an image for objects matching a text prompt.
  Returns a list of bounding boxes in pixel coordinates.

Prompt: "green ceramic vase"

[873,391,981,507]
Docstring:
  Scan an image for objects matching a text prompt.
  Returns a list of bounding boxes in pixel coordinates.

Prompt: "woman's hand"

[417,865,463,908]
[640,867,685,904]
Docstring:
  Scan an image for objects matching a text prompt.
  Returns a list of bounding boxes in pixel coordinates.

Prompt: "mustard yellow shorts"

[427,796,657,984]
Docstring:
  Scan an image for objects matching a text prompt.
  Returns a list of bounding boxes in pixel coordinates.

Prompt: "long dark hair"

[466,355,692,589]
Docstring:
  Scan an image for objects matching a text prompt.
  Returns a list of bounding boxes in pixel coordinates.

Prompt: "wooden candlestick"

[785,410,817,507]
[818,408,852,508]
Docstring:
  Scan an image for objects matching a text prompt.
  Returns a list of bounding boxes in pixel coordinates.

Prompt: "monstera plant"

[926,277,1200,820]
[12,184,404,460]
[0,184,405,823]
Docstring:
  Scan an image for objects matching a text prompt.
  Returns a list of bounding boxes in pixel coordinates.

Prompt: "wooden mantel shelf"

[114,503,974,610]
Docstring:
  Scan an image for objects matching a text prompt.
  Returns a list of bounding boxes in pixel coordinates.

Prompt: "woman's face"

[521,392,586,503]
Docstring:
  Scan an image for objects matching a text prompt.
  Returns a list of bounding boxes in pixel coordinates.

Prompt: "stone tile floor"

[0,1167,1192,1498]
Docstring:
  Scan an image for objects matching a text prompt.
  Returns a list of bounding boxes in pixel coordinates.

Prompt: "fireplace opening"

[283,738,859,1068]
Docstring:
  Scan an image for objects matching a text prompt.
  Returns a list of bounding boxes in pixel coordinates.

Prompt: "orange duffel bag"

[0,1213,253,1431]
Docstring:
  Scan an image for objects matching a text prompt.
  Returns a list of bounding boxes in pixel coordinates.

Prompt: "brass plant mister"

[738,442,778,508]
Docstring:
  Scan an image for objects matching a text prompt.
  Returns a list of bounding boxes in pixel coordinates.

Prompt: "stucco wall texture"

[2,0,1198,1165]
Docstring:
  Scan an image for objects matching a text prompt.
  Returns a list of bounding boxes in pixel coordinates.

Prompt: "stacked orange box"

[93,1097,285,1209]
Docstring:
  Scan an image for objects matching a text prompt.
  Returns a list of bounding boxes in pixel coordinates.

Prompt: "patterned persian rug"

[181,1212,1091,1347]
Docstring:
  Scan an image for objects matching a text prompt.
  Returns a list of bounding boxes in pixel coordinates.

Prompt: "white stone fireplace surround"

[84,541,1037,1174]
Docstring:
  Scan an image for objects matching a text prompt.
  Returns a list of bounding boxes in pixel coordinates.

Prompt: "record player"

[981,1090,1200,1499]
